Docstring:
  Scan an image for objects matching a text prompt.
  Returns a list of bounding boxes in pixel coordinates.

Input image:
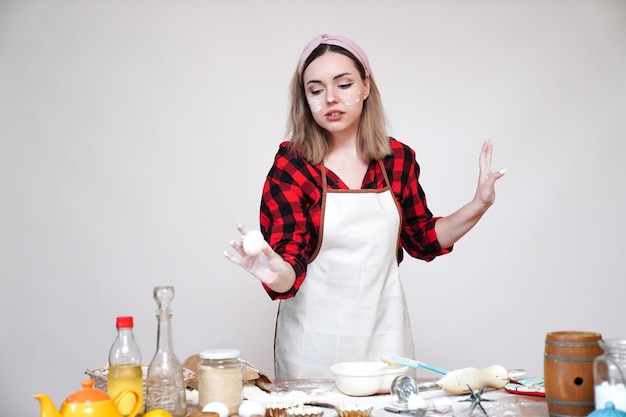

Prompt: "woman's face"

[302,51,370,139]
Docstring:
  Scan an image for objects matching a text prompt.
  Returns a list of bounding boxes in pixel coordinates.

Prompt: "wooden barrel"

[544,331,603,417]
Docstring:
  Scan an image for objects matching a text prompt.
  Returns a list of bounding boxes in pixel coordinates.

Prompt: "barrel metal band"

[545,340,599,348]
[548,412,594,417]
[544,353,597,362]
[546,397,595,407]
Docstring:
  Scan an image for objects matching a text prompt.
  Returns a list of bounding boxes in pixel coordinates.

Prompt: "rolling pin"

[416,364,510,395]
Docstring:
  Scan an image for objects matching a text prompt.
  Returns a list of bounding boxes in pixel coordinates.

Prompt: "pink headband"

[297,34,371,77]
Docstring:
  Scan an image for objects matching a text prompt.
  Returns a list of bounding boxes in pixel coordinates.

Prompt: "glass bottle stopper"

[153,285,175,312]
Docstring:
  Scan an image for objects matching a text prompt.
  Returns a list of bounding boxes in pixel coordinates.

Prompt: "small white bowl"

[331,361,409,396]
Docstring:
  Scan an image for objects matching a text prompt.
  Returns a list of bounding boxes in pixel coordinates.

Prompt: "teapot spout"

[33,393,62,417]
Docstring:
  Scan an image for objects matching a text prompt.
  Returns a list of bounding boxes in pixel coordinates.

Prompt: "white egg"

[203,401,229,417]
[243,230,265,256]
[238,400,266,417]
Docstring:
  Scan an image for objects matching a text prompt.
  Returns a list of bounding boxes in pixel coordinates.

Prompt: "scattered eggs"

[203,401,229,417]
[238,400,266,417]
[243,230,265,256]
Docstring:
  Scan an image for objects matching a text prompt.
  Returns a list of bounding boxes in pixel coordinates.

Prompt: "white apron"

[274,161,415,379]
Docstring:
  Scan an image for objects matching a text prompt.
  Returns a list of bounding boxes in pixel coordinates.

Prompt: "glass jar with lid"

[594,339,626,411]
[197,349,243,415]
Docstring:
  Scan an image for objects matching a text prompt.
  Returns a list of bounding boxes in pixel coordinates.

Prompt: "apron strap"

[379,160,391,190]
[310,161,329,263]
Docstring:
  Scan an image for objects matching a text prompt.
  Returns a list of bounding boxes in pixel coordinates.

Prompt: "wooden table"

[241,378,550,417]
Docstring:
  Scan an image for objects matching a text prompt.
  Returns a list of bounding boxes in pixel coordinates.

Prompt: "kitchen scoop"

[390,364,511,406]
[381,356,510,394]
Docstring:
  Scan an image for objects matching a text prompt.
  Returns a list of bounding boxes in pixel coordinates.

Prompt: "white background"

[1,0,625,415]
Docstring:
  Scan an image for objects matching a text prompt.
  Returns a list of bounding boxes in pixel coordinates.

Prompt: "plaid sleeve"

[259,142,322,300]
[387,138,453,261]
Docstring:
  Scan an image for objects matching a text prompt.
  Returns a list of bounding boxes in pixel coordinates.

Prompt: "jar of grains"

[197,349,243,415]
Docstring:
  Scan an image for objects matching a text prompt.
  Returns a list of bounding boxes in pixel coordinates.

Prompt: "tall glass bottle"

[145,286,187,417]
[107,316,144,416]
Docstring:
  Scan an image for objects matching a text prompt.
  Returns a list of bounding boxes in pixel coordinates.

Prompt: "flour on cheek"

[307,98,322,113]
[340,91,362,106]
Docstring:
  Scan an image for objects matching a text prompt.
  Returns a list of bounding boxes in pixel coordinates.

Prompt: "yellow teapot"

[34,379,141,417]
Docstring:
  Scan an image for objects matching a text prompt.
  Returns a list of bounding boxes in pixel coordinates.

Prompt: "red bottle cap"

[115,316,134,329]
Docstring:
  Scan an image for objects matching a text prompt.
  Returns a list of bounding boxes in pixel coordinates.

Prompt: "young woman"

[225,34,506,379]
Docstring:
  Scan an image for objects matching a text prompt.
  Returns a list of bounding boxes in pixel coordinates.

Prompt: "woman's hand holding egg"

[224,224,266,260]
[224,223,296,293]
[224,224,274,282]
[242,230,265,256]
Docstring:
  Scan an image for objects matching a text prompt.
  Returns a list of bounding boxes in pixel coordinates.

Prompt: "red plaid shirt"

[260,137,451,299]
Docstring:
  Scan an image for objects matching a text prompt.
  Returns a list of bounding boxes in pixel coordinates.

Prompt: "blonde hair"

[285,44,391,165]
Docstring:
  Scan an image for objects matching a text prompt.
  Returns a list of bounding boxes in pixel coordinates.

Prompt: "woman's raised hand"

[475,139,506,207]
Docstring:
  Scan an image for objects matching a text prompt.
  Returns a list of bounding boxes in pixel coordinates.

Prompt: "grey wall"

[1,0,625,415]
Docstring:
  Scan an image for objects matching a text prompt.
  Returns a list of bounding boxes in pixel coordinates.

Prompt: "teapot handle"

[111,388,141,417]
